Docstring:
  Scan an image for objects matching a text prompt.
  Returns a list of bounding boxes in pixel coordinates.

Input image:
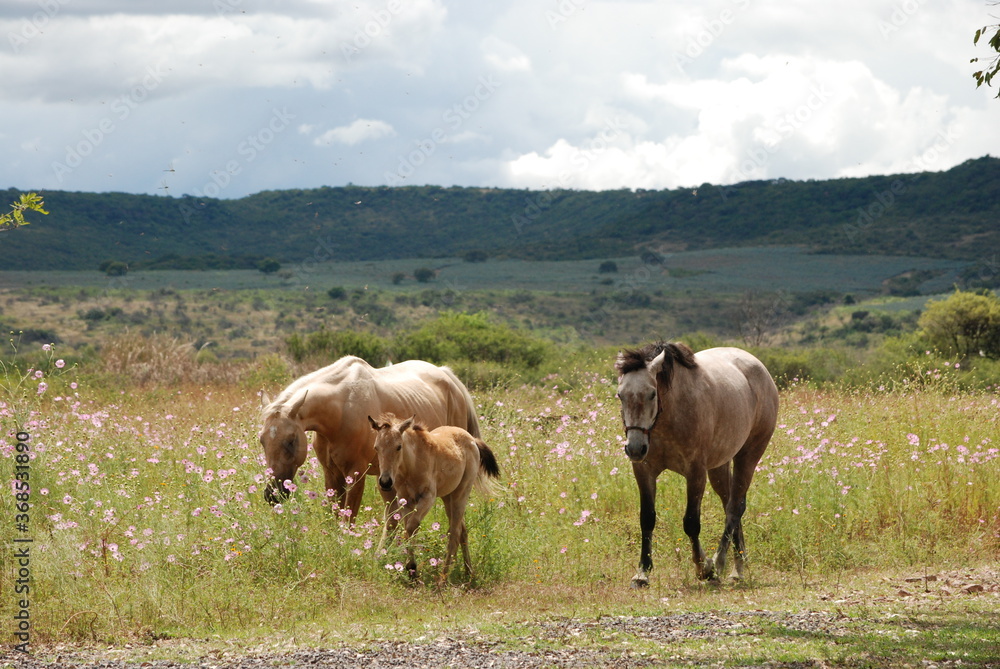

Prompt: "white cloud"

[1,0,999,197]
[481,35,531,72]
[313,119,396,146]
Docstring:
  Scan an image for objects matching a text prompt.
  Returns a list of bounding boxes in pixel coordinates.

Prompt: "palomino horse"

[614,342,778,587]
[368,413,500,583]
[258,356,481,522]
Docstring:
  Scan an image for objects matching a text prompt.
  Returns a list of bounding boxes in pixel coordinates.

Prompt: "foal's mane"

[376,412,429,434]
[615,341,698,389]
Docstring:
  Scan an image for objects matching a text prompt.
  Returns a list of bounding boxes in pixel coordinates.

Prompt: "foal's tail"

[476,439,501,479]
[474,438,502,497]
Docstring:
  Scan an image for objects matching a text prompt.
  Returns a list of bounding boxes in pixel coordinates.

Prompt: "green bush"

[918,289,1000,361]
[393,311,552,370]
[751,346,849,388]
[286,330,390,365]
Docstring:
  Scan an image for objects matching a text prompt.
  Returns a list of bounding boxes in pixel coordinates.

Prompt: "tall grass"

[1,359,997,645]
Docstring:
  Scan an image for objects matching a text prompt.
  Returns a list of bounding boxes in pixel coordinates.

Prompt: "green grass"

[1,358,997,666]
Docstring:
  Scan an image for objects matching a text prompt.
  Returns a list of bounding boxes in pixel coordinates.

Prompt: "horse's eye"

[648,391,656,401]
[396,444,402,451]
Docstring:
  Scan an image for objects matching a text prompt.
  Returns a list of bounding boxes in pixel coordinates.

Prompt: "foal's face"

[369,415,414,493]
[259,413,309,505]
[616,350,667,463]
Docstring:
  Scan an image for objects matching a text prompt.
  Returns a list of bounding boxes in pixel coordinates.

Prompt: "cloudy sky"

[2,0,999,199]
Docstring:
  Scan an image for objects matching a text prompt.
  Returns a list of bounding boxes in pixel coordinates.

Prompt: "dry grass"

[97,332,249,387]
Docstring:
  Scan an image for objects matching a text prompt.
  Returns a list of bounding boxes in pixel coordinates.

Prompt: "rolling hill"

[1,156,998,271]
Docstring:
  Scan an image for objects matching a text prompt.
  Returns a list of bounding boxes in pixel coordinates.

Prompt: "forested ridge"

[2,156,997,270]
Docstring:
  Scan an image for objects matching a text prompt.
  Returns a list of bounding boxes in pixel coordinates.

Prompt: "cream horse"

[259,356,480,523]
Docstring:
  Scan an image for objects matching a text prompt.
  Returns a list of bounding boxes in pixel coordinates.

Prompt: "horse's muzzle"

[624,438,649,463]
[263,479,290,506]
[378,475,393,492]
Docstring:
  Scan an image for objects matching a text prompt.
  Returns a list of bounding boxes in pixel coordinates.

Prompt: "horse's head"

[259,390,310,505]
[615,342,697,462]
[368,413,414,493]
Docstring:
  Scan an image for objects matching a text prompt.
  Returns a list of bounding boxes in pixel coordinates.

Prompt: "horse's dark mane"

[616,341,698,387]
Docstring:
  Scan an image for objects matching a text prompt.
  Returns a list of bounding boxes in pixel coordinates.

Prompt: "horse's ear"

[400,415,415,432]
[368,415,380,431]
[260,391,271,408]
[648,349,668,376]
[288,389,308,418]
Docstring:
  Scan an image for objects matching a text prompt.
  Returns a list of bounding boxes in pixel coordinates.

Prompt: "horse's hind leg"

[707,463,734,580]
[441,494,472,584]
[722,445,768,580]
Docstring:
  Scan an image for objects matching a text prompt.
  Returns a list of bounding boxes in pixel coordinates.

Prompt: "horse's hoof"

[631,577,650,589]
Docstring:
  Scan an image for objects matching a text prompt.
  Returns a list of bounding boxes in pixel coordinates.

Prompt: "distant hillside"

[2,157,998,270]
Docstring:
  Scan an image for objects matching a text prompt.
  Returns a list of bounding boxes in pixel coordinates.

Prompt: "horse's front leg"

[631,464,658,588]
[683,467,713,581]
[341,460,373,524]
[400,491,436,581]
[376,489,401,553]
[313,434,349,511]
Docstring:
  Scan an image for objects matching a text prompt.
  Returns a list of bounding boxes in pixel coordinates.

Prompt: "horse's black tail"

[476,439,501,479]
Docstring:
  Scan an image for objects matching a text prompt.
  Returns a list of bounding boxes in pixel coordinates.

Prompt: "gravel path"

[0,611,854,669]
[4,569,997,669]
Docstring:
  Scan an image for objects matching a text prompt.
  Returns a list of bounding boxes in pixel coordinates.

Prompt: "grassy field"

[0,247,958,361]
[0,247,968,293]
[1,352,997,665]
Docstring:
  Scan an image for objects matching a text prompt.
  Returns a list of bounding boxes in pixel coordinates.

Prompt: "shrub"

[257,258,282,275]
[413,267,435,283]
[751,346,849,388]
[392,311,552,370]
[598,261,618,274]
[918,289,1000,361]
[100,260,129,277]
[286,329,390,365]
